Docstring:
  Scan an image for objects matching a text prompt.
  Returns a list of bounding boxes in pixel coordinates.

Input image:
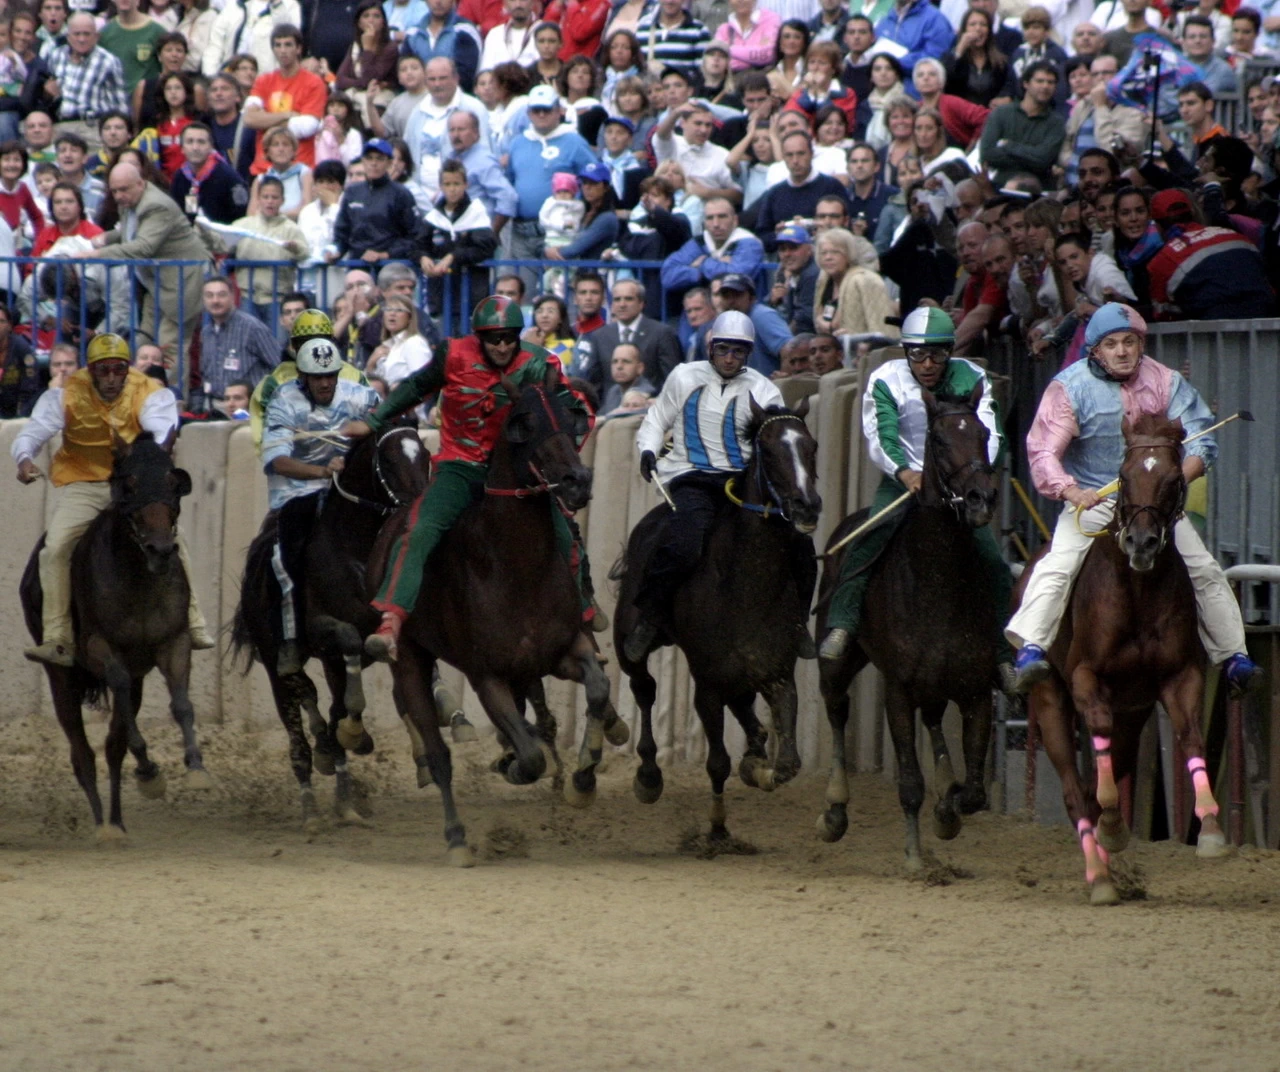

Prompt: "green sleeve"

[871,378,909,472]
[366,343,449,432]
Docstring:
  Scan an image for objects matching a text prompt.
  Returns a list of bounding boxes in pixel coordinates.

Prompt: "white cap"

[707,310,755,348]
[296,337,342,375]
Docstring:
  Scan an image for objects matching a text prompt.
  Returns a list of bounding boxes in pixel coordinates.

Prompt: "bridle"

[484,385,578,510]
[330,425,420,516]
[725,413,808,522]
[1114,441,1185,555]
[927,407,993,517]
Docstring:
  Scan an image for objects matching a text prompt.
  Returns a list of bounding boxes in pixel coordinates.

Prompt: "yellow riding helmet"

[291,308,333,344]
[86,333,131,365]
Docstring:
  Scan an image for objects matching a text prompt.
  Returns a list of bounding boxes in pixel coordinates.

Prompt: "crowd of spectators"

[0,0,1278,421]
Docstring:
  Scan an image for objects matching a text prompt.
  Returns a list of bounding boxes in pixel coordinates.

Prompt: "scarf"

[179,152,221,194]
[704,224,754,258]
[1115,220,1162,277]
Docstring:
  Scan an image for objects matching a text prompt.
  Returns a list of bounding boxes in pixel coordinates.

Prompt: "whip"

[821,489,915,557]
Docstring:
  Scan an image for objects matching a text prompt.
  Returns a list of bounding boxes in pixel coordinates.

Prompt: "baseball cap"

[528,84,560,109]
[705,39,729,55]
[776,224,811,245]
[362,138,393,157]
[579,161,611,184]
[717,272,756,294]
[603,115,636,133]
[1150,188,1195,224]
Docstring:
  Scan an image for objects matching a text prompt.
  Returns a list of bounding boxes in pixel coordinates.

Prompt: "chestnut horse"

[1016,413,1228,906]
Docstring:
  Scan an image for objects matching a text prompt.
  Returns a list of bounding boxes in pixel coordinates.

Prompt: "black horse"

[613,399,822,844]
[20,431,209,838]
[232,421,438,828]
[815,385,1001,870]
[367,364,615,865]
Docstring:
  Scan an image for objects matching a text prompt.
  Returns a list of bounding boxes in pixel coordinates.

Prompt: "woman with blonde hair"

[813,226,897,338]
[367,294,431,389]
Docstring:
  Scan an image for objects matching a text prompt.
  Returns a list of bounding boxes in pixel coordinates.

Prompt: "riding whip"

[654,476,677,513]
[821,489,915,557]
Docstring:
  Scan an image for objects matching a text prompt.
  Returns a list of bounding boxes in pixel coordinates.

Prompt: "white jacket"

[202,0,301,77]
[636,362,783,485]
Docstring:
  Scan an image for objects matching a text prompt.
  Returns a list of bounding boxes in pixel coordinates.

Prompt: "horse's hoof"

[932,807,962,842]
[503,754,545,786]
[739,757,775,792]
[184,768,214,792]
[815,807,847,843]
[312,749,336,777]
[135,769,167,799]
[302,816,323,836]
[450,714,478,744]
[335,717,365,752]
[446,844,476,868]
[1096,816,1130,854]
[564,782,596,809]
[96,823,126,845]
[350,731,375,756]
[633,770,663,804]
[903,852,923,874]
[602,710,630,747]
[336,807,372,828]
[1090,879,1121,906]
[1196,831,1230,859]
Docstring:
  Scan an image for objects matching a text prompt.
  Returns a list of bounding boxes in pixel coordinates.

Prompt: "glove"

[640,450,656,483]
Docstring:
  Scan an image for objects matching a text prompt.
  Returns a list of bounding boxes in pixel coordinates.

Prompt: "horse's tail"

[607,550,628,585]
[230,516,280,674]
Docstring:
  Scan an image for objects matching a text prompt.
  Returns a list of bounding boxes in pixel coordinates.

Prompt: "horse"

[1016,413,1228,906]
[368,363,616,866]
[815,384,1001,871]
[613,399,822,844]
[19,431,209,839]
[231,420,449,828]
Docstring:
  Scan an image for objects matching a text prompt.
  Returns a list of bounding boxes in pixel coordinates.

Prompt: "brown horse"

[815,385,1001,870]
[1017,413,1229,905]
[20,431,208,838]
[368,364,614,866]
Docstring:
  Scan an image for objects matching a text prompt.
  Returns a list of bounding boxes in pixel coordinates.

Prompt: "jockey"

[818,306,1014,687]
[260,337,383,675]
[340,294,592,663]
[11,333,214,666]
[1008,302,1261,695]
[626,310,818,663]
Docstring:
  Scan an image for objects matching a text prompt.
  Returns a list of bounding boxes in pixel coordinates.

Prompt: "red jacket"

[937,94,989,148]
[543,0,610,59]
[458,0,510,36]
[785,85,857,133]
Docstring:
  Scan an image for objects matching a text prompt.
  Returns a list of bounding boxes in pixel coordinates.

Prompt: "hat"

[579,161,611,184]
[1150,188,1195,224]
[362,138,393,158]
[705,39,730,54]
[551,171,579,194]
[900,306,955,348]
[776,224,811,246]
[603,115,636,133]
[660,65,693,85]
[717,272,756,294]
[528,84,560,109]
[1084,302,1147,350]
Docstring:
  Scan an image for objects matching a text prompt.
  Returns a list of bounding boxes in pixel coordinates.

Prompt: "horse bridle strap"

[330,426,421,516]
[725,474,779,518]
[927,410,993,512]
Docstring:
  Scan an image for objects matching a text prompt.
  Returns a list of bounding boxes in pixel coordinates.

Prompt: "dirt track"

[2,707,1279,1072]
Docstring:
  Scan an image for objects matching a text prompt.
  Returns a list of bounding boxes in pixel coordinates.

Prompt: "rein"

[330,426,420,516]
[724,413,808,521]
[927,409,993,516]
[1076,440,1186,548]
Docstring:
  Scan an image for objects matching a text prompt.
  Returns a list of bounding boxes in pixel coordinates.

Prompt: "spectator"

[45,341,78,388]
[42,14,129,152]
[99,0,165,94]
[202,0,301,78]
[1229,7,1272,64]
[979,60,1065,187]
[315,93,365,166]
[601,342,654,413]
[444,108,514,234]
[366,293,433,387]
[862,54,907,149]
[653,100,738,204]
[367,54,429,142]
[770,222,819,333]
[1010,7,1068,103]
[54,132,103,216]
[219,378,252,418]
[1101,0,1155,67]
[152,72,201,181]
[418,156,496,318]
[846,141,895,238]
[194,274,280,401]
[31,179,95,256]
[553,161,619,263]
[555,55,607,145]
[250,128,312,219]
[460,0,508,36]
[169,122,249,224]
[36,0,68,61]
[772,333,813,377]
[335,1,402,113]
[226,53,260,94]
[133,32,205,133]
[541,0,612,62]
[911,57,990,149]
[945,7,1013,108]
[603,0,649,38]
[875,0,955,71]
[954,230,1013,354]
[714,0,783,72]
[635,0,712,71]
[478,61,531,158]
[0,142,43,241]
[754,131,851,252]
[874,95,918,183]
[813,192,851,234]
[576,278,682,390]
[948,218,987,317]
[598,115,647,205]
[913,108,967,174]
[725,122,777,213]
[701,271,789,373]
[1008,196,1062,334]
[1182,16,1236,95]
[1110,184,1158,313]
[599,30,642,111]
[769,19,811,100]
[677,283,715,358]
[243,24,327,176]
[297,157,345,302]
[525,21,564,87]
[413,56,492,194]
[175,0,217,74]
[330,266,381,364]
[812,225,894,338]
[809,331,842,373]
[571,270,606,335]
[1059,56,1143,184]
[1070,21,1103,59]
[786,40,857,138]
[480,0,540,71]
[1175,82,1228,159]
[811,0,849,43]
[969,0,1022,54]
[207,74,256,181]
[0,303,41,417]
[329,138,420,267]
[661,194,764,300]
[520,293,576,366]
[1048,231,1136,352]
[838,15,876,101]
[494,271,532,325]
[385,0,430,40]
[21,110,57,175]
[226,174,309,326]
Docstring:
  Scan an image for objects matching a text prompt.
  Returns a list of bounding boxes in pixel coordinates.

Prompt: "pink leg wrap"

[1078,818,1104,883]
[1187,757,1218,819]
[1093,736,1116,805]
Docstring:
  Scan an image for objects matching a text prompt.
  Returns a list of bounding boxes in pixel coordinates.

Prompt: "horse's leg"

[432,664,476,742]
[153,635,212,790]
[125,679,166,800]
[46,669,104,829]
[1160,663,1228,858]
[883,679,925,871]
[320,655,370,825]
[524,678,566,791]
[921,701,962,842]
[955,691,994,817]
[264,665,321,829]
[728,692,774,792]
[1036,676,1115,905]
[760,676,801,787]
[693,683,732,842]
[472,675,546,786]
[103,680,131,840]
[1070,664,1129,855]
[394,681,434,789]
[554,633,613,808]
[815,647,868,843]
[626,659,662,804]
[396,640,473,866]
[311,616,374,754]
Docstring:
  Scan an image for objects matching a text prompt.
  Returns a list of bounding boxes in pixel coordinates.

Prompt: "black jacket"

[169,156,250,225]
[416,193,497,321]
[333,174,420,260]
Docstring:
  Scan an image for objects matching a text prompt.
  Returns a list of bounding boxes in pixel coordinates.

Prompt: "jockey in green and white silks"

[818,306,1015,683]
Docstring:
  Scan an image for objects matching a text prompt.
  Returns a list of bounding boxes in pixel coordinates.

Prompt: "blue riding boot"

[1012,644,1051,692]
[1223,653,1262,697]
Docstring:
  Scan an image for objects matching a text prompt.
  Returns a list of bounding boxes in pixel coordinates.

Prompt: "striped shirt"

[199,308,281,400]
[46,45,129,120]
[634,11,711,71]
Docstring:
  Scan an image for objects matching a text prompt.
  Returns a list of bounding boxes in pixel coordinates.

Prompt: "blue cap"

[362,138,393,157]
[776,224,811,245]
[1084,302,1147,350]
[603,115,636,133]
[579,161,611,184]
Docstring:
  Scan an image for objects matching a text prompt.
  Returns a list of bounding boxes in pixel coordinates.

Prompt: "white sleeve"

[201,6,232,77]
[10,387,64,463]
[1090,253,1138,302]
[747,373,784,411]
[976,371,1002,466]
[653,130,678,164]
[635,367,686,459]
[287,115,321,139]
[140,388,181,441]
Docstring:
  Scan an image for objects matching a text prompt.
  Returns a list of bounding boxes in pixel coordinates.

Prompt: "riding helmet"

[291,308,334,346]
[706,310,756,348]
[899,306,955,349]
[1084,302,1147,350]
[86,333,131,364]
[471,294,525,334]
[295,338,342,375]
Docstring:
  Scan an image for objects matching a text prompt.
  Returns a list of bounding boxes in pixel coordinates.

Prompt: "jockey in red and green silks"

[340,295,591,663]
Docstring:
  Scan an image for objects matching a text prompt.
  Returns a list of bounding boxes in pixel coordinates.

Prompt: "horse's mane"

[931,390,978,409]
[743,403,801,442]
[1127,412,1183,443]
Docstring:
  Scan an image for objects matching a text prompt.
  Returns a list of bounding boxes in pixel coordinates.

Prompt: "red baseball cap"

[1150,188,1196,224]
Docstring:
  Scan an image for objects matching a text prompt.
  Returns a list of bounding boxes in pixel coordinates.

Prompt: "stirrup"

[189,624,216,651]
[818,628,849,662]
[364,611,404,663]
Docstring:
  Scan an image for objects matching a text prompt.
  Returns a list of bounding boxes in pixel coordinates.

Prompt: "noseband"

[725,413,809,522]
[1114,442,1185,555]
[927,410,993,517]
[484,386,576,509]
[330,426,420,516]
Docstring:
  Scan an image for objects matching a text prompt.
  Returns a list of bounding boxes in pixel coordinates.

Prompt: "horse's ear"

[967,381,983,411]
[544,360,561,388]
[111,428,130,458]
[748,394,764,420]
[921,387,938,414]
[169,468,192,498]
[501,374,522,400]
[159,426,178,454]
[793,394,810,419]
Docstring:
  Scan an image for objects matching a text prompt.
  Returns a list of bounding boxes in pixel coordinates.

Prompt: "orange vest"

[51,369,164,486]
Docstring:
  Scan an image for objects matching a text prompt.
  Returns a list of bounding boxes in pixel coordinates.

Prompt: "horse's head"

[1116,413,1185,571]
[500,364,593,512]
[923,383,997,528]
[110,429,191,572]
[746,396,822,533]
[341,417,431,512]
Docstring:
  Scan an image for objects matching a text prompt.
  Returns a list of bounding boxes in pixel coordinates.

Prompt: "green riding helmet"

[899,306,956,349]
[471,294,525,334]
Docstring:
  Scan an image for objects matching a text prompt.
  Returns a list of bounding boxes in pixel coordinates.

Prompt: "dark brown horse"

[613,400,822,843]
[368,364,614,865]
[20,431,208,839]
[1016,414,1227,906]
[231,421,441,828]
[816,385,1000,870]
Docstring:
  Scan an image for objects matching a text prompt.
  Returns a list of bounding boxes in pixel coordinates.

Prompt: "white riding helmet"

[707,310,755,349]
[295,338,342,375]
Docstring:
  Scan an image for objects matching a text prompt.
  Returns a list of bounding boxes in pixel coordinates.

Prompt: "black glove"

[640,450,656,483]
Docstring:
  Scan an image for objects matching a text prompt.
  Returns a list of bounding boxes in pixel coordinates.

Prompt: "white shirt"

[653,131,737,190]
[371,330,432,389]
[758,0,819,22]
[479,20,539,72]
[1081,251,1138,305]
[11,384,180,465]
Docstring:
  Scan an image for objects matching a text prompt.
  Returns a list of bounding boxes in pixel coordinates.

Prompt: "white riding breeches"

[1005,499,1245,664]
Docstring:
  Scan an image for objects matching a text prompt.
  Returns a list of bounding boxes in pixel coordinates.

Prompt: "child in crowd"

[227,175,310,329]
[601,343,654,414]
[298,158,346,306]
[155,72,198,180]
[315,93,364,165]
[251,128,313,221]
[539,172,584,297]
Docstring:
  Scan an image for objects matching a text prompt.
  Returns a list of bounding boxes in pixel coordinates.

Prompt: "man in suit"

[571,279,683,393]
[74,162,212,358]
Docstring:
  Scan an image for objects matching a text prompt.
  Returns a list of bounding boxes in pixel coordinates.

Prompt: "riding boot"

[24,639,75,667]
[365,608,406,663]
[623,616,661,664]
[32,480,111,668]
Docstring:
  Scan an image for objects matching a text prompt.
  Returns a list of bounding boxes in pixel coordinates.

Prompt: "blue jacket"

[874,0,954,72]
[691,301,791,376]
[403,12,482,92]
[660,229,765,293]
[506,124,598,219]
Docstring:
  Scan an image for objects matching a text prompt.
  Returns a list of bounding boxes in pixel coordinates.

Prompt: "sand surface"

[2,707,1279,1072]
